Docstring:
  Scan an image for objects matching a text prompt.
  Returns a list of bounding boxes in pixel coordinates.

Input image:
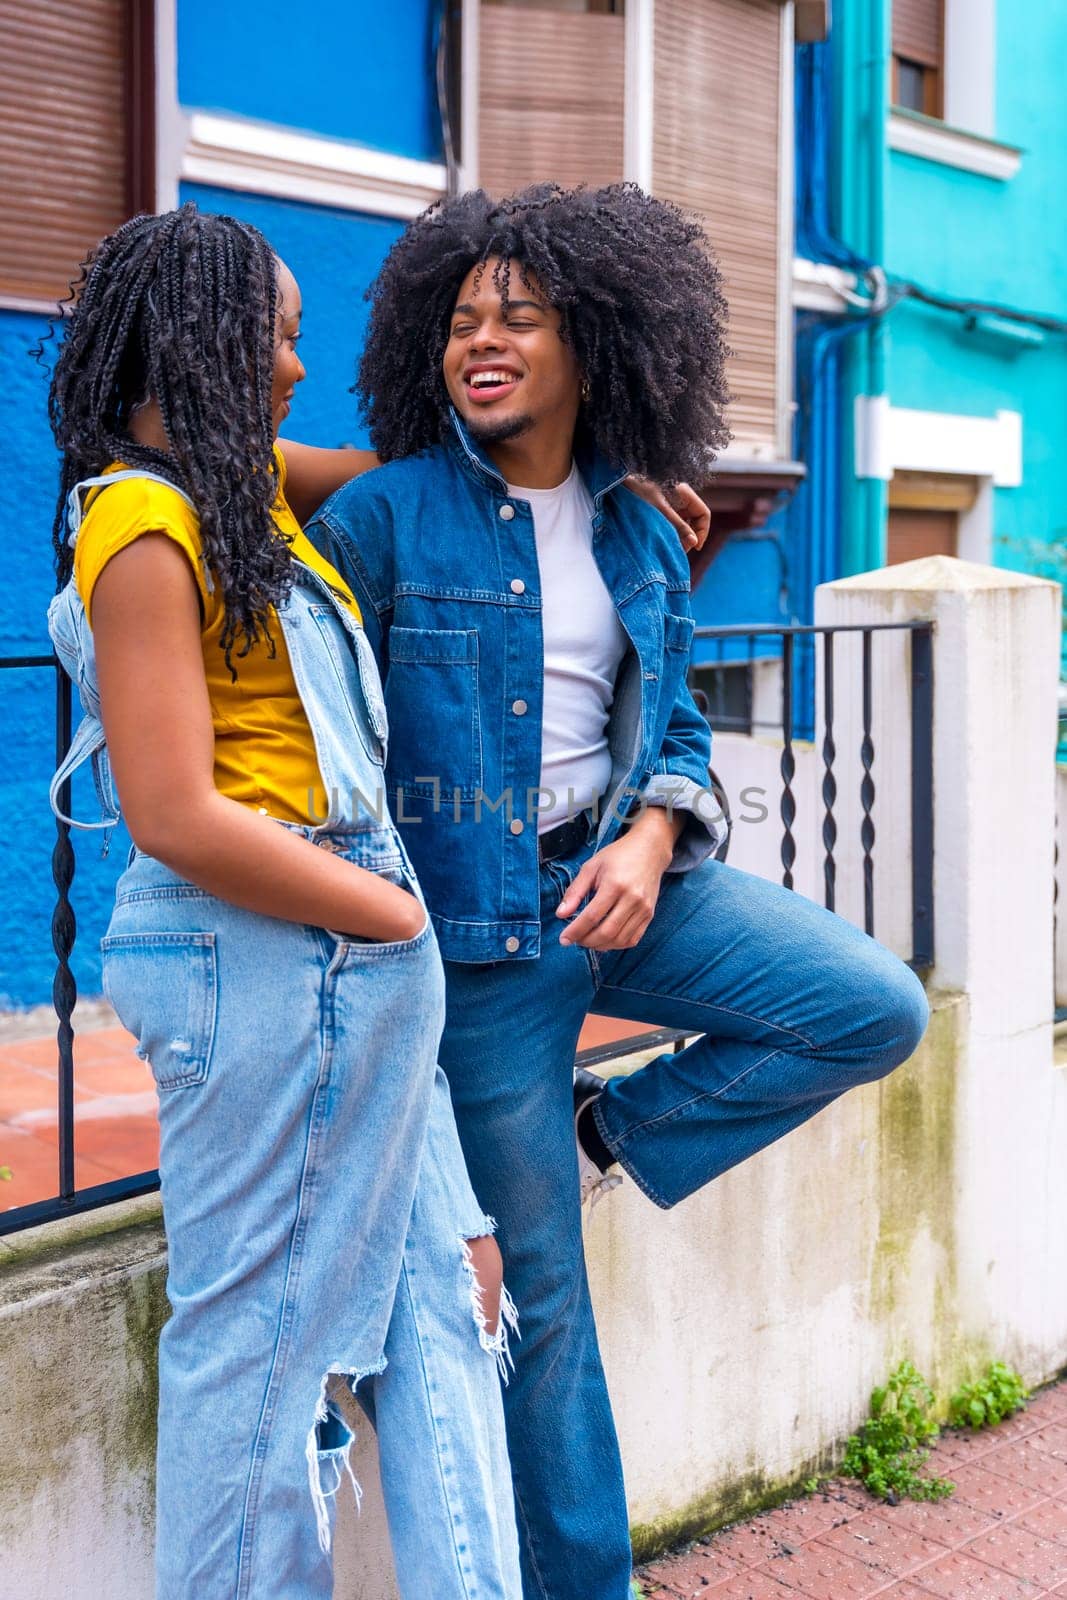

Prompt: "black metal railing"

[687,622,935,968]
[2,619,934,1237]
[1,653,159,1238]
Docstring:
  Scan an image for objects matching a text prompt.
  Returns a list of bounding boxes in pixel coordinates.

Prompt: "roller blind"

[653,0,783,451]
[478,4,626,197]
[0,0,132,304]
[887,508,957,566]
[893,0,944,69]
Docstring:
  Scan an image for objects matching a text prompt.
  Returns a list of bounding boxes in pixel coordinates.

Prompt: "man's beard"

[463,411,535,446]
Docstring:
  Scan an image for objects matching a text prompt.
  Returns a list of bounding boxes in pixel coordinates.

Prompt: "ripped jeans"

[102,837,521,1600]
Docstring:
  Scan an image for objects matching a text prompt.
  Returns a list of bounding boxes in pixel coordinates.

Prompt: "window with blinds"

[478,0,626,197]
[0,0,153,308]
[653,0,784,453]
[892,0,944,118]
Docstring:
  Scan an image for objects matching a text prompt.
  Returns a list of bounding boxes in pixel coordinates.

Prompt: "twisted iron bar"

[860,629,876,938]
[51,666,77,1201]
[821,631,837,912]
[780,633,797,890]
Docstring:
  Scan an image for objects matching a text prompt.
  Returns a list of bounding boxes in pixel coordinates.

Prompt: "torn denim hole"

[305,1355,388,1553]
[460,1223,521,1385]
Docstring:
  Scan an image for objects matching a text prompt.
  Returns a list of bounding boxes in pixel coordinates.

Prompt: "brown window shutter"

[0,0,146,307]
[478,4,626,198]
[653,0,783,452]
[887,508,958,565]
[892,0,944,69]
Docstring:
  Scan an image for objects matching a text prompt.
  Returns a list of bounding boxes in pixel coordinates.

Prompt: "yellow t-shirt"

[74,452,362,825]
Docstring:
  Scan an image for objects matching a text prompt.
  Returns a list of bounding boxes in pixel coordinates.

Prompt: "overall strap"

[65,471,211,594]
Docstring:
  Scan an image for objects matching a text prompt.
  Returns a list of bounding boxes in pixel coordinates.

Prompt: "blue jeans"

[103,839,521,1600]
[439,851,929,1600]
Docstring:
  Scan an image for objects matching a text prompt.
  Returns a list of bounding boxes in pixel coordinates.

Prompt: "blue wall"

[0,188,406,1009]
[178,0,444,161]
[180,185,404,449]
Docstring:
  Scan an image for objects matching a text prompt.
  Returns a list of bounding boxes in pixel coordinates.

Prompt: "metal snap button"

[499,504,516,521]
[509,818,524,835]
[510,579,525,595]
[505,936,520,953]
[512,699,528,715]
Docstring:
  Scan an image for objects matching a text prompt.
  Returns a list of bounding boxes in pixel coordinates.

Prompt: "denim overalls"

[49,474,522,1600]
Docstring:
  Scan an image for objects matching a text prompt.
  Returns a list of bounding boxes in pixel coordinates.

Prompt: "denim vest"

[48,473,398,854]
[306,414,720,963]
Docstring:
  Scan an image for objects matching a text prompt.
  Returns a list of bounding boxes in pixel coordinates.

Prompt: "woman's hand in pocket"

[335,877,427,944]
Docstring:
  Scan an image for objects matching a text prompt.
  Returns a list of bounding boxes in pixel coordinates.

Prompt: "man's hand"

[556,808,682,950]
[624,477,711,552]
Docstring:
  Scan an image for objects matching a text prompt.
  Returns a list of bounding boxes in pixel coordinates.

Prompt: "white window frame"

[888,0,1022,182]
[159,0,447,221]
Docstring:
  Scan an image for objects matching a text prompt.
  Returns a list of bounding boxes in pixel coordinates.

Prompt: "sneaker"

[574,1066,623,1210]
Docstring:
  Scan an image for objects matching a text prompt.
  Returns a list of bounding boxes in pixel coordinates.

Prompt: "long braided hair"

[46,203,293,670]
[358,183,732,484]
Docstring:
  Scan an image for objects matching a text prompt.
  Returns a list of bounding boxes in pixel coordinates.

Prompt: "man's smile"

[463,363,524,404]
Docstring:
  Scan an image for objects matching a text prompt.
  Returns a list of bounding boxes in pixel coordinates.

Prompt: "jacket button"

[510,579,525,595]
[512,699,528,715]
[509,818,524,835]
[498,504,516,521]
[505,936,520,953]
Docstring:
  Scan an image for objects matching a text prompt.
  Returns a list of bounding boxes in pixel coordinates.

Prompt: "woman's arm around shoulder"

[278,439,380,526]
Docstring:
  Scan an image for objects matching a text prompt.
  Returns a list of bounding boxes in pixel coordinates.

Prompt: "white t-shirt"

[508,464,629,833]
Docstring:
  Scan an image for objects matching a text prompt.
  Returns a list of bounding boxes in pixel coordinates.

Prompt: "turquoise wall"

[884,0,1067,581]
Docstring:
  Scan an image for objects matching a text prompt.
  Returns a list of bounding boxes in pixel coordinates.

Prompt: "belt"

[538,812,593,865]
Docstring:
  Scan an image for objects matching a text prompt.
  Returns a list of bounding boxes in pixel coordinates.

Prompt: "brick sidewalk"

[637,1382,1067,1599]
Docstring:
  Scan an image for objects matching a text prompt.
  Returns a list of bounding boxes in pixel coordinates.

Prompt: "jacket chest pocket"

[385,626,483,799]
[648,610,697,749]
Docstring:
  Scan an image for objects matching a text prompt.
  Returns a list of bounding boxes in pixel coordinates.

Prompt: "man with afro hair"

[308,184,928,1600]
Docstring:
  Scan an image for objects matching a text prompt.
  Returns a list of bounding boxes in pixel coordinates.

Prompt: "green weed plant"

[949,1362,1028,1430]
[842,1361,954,1503]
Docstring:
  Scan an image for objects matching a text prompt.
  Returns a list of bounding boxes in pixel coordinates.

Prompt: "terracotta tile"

[1013,1498,1067,1548]
[962,1523,1067,1588]
[863,1493,1001,1550]
[0,1122,119,1211]
[818,1513,946,1580]
[874,1588,951,1599]
[755,1542,890,1598]
[980,1440,1067,1498]
[1029,1426,1067,1464]
[640,1546,744,1592]
[970,1411,1046,1447]
[5,1027,136,1072]
[715,1519,807,1568]
[695,1572,792,1599]
[578,1015,661,1051]
[926,1429,1005,1469]
[0,1061,81,1121]
[74,1055,155,1097]
[902,1549,1044,1597]
[69,1115,159,1177]
[948,1464,1048,1520]
[749,1485,869,1549]
[1028,1390,1067,1426]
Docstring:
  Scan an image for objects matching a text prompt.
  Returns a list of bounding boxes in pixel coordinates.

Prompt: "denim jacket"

[306,414,721,964]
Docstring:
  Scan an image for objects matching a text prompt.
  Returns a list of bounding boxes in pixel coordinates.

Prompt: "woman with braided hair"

[46,203,522,1599]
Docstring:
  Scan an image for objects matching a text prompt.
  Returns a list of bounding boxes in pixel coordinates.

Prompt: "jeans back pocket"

[101,932,218,1091]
